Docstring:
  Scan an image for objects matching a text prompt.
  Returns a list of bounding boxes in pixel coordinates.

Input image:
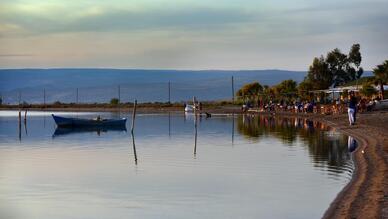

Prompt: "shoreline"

[266,111,387,219]
[1,107,386,218]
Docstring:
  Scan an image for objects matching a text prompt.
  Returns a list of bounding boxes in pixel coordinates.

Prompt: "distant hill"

[1,68,307,103]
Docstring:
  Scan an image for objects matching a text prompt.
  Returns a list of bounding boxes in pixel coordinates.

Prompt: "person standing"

[348,92,357,125]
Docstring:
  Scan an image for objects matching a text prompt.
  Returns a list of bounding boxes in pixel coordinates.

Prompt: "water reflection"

[0,111,355,219]
[131,132,138,165]
[237,115,352,172]
[194,114,198,157]
[53,126,127,137]
[347,136,358,152]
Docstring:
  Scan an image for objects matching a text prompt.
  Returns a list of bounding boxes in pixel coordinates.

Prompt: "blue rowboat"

[52,114,127,128]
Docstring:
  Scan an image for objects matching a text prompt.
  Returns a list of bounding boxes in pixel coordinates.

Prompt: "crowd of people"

[242,92,383,126]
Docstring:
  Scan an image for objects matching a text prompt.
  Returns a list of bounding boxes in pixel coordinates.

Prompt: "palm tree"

[373,60,388,99]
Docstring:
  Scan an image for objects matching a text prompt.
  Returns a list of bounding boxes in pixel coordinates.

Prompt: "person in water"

[348,92,357,125]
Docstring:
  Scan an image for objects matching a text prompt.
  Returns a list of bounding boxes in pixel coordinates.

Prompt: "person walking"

[348,92,357,125]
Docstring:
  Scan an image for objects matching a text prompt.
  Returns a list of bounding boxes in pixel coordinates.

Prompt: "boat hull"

[52,114,127,128]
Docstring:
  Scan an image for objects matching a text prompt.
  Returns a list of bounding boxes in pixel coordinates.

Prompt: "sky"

[0,0,387,70]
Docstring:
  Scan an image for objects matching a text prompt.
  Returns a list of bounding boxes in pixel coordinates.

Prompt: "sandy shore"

[314,112,388,219]
[270,110,388,219]
[1,106,387,218]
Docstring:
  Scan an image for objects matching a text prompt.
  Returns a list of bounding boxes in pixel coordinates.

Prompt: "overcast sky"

[0,0,387,70]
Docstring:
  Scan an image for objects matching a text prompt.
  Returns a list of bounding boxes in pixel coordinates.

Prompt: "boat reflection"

[53,126,127,137]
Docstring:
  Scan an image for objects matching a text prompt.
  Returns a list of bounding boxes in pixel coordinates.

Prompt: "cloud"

[0,5,257,36]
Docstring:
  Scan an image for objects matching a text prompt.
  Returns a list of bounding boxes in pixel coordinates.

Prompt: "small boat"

[52,114,127,128]
[185,104,195,112]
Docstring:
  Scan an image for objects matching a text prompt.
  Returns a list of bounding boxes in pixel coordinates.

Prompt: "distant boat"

[52,114,127,127]
[185,104,195,112]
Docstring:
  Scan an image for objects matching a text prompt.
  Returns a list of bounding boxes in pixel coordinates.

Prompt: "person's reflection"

[347,136,357,152]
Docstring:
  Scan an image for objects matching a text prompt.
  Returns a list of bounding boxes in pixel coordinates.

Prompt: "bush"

[110,98,119,105]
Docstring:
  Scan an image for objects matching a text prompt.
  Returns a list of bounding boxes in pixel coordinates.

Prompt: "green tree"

[326,48,349,86]
[306,56,332,90]
[298,80,314,100]
[373,60,388,99]
[360,84,377,98]
[275,79,297,101]
[236,82,263,103]
[110,98,119,105]
[348,44,364,79]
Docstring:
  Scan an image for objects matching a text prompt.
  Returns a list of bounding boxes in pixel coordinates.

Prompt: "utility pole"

[43,89,46,107]
[231,76,235,103]
[18,90,21,106]
[168,81,171,103]
[118,85,121,104]
[76,88,79,104]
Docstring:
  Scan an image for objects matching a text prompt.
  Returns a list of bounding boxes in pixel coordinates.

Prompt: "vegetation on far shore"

[236,44,388,104]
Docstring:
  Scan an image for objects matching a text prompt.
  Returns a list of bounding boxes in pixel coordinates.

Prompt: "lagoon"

[0,111,354,219]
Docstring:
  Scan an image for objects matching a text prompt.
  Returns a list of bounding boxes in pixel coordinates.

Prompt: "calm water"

[0,111,355,219]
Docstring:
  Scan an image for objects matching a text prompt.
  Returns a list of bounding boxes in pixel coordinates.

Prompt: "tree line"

[237,44,388,103]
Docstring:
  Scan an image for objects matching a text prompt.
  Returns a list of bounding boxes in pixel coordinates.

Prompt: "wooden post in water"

[131,100,137,133]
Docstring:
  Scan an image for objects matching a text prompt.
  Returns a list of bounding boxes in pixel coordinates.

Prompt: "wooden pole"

[131,100,137,133]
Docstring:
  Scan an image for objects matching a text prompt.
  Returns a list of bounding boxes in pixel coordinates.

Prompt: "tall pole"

[231,76,235,103]
[168,81,171,103]
[76,88,79,104]
[118,85,121,104]
[43,89,46,107]
[18,90,21,106]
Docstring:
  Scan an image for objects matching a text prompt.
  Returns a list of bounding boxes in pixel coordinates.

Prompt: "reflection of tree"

[237,115,351,172]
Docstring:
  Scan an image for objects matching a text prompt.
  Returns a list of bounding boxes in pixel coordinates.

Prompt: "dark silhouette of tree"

[236,81,263,103]
[306,56,332,90]
[302,44,364,89]
[110,98,119,105]
[326,48,349,86]
[373,60,388,99]
[298,80,314,100]
[348,44,364,79]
